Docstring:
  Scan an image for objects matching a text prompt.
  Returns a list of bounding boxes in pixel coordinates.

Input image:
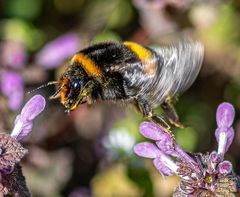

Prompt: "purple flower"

[35,33,80,68]
[218,160,232,175]
[216,102,235,129]
[134,142,178,176]
[11,95,46,141]
[0,94,45,172]
[140,122,198,168]
[134,102,240,195]
[0,95,45,196]
[175,152,239,196]
[215,103,235,155]
[0,71,24,110]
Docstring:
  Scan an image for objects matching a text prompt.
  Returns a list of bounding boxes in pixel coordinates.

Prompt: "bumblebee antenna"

[28,81,59,94]
[49,84,65,99]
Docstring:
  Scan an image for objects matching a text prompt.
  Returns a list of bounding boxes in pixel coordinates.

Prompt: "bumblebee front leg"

[138,99,175,147]
[161,96,185,128]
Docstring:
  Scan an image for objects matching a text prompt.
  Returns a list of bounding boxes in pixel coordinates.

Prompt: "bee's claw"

[170,120,187,129]
[65,109,71,115]
[148,115,176,149]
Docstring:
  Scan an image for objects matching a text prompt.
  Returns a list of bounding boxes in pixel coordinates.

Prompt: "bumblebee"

[45,41,204,145]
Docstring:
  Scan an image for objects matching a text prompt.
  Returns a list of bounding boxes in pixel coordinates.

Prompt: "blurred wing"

[152,41,204,99]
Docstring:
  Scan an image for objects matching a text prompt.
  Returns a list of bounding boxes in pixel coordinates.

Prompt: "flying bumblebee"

[43,41,204,145]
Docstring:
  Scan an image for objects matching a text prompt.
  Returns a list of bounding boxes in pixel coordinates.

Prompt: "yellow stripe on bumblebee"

[71,53,102,77]
[124,41,152,60]
[124,41,156,75]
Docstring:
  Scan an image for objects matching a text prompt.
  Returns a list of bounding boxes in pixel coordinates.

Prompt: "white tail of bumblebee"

[150,40,204,104]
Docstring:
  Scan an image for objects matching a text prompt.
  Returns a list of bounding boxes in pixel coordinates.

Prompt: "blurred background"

[0,0,240,196]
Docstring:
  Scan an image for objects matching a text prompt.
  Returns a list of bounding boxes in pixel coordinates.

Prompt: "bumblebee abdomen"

[138,41,204,107]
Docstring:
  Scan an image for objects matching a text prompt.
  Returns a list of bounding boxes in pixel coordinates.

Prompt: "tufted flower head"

[0,134,27,174]
[0,164,31,196]
[175,152,239,196]
[134,102,240,195]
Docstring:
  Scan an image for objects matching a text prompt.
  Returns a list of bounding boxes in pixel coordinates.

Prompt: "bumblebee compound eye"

[72,78,82,89]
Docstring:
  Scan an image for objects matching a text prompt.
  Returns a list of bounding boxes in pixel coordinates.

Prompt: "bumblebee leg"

[138,100,175,148]
[161,96,186,128]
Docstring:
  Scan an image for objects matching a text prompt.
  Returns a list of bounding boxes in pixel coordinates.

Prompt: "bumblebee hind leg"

[137,99,175,148]
[161,96,186,128]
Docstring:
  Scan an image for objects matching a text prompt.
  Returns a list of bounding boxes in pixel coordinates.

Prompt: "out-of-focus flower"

[69,187,91,197]
[134,102,240,196]
[103,128,135,159]
[0,71,24,111]
[133,0,193,37]
[0,41,27,111]
[0,41,27,68]
[135,0,192,10]
[35,33,80,68]
[24,147,73,196]
[0,95,45,196]
[92,163,141,197]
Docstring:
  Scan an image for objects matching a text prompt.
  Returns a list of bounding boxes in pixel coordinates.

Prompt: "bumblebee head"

[50,65,89,111]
